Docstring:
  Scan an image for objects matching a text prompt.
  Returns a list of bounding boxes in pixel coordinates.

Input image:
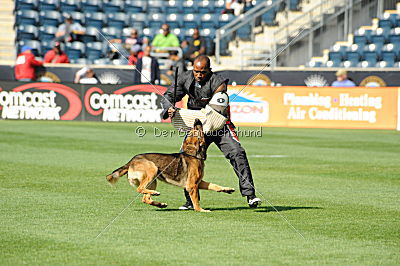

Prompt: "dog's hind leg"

[136,161,161,196]
[142,193,168,208]
[199,180,235,194]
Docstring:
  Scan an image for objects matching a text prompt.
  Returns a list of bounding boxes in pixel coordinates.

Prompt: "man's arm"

[161,75,187,119]
[214,83,227,94]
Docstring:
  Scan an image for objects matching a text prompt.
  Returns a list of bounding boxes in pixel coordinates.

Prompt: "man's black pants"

[183,124,256,203]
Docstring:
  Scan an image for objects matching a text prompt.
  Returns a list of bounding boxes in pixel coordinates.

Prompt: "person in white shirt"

[133,46,160,84]
[74,67,99,84]
[55,15,85,43]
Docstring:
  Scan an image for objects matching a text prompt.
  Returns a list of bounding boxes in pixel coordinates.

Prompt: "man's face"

[130,30,137,38]
[66,18,73,24]
[193,29,199,39]
[337,74,346,81]
[193,63,210,83]
[143,46,151,56]
[162,25,170,36]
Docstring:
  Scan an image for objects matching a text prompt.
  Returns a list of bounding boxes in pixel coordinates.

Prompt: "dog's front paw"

[151,191,161,196]
[159,202,168,208]
[198,208,211,213]
[220,187,235,194]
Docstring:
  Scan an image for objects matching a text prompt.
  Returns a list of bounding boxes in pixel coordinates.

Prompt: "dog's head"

[182,119,207,160]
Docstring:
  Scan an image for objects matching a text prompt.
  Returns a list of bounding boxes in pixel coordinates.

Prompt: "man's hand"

[168,107,176,118]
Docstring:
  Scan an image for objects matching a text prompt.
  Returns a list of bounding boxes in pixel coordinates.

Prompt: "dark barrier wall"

[0,81,180,122]
[1,65,399,86]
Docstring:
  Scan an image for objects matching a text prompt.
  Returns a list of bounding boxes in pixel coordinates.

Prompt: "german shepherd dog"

[106,119,235,212]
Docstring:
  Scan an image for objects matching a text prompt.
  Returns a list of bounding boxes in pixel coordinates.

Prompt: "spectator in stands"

[152,24,180,49]
[128,44,144,65]
[184,28,207,63]
[110,28,142,50]
[166,51,187,77]
[14,46,43,82]
[223,0,244,16]
[55,15,85,43]
[74,67,99,84]
[44,42,69,64]
[133,46,160,84]
[331,70,356,87]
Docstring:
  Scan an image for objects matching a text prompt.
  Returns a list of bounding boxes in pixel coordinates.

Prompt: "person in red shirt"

[128,44,144,65]
[44,42,69,64]
[15,46,43,81]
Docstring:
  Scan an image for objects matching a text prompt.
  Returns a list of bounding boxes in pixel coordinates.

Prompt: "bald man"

[161,55,261,209]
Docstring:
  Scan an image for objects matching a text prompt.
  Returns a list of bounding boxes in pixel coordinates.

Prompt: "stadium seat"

[347,44,363,57]
[330,44,348,59]
[389,28,400,44]
[353,35,367,49]
[59,0,80,12]
[81,0,102,13]
[147,0,163,14]
[345,51,361,66]
[362,51,378,66]
[85,12,106,30]
[328,51,342,64]
[93,58,111,65]
[112,59,127,65]
[63,11,85,25]
[102,27,122,40]
[381,12,398,27]
[288,0,300,10]
[218,14,234,28]
[355,28,373,43]
[214,0,225,14]
[65,41,85,59]
[165,0,181,14]
[39,10,62,27]
[17,25,38,40]
[183,14,198,30]
[86,41,104,60]
[148,13,166,30]
[38,0,59,11]
[16,10,39,26]
[82,27,99,43]
[197,1,211,14]
[378,19,394,30]
[201,14,218,29]
[183,28,195,40]
[39,25,57,41]
[18,40,41,56]
[172,28,184,41]
[103,0,123,13]
[200,28,216,40]
[371,35,385,51]
[142,28,160,40]
[124,0,146,13]
[41,40,54,55]
[70,58,90,64]
[129,13,147,30]
[182,1,197,14]
[325,60,341,68]
[261,9,277,26]
[15,0,38,11]
[166,14,181,29]
[236,24,252,41]
[381,51,396,67]
[107,13,127,29]
[374,27,391,42]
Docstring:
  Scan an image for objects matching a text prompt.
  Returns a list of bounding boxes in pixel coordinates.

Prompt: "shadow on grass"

[156,206,321,213]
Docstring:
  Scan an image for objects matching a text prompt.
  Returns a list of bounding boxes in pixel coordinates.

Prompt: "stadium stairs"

[216,0,347,69]
[306,3,400,68]
[0,0,15,64]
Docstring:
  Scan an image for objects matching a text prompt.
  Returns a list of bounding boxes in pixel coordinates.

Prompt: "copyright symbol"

[135,126,146,137]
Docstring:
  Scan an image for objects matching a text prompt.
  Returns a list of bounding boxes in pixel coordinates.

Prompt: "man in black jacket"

[133,46,160,84]
[161,55,261,209]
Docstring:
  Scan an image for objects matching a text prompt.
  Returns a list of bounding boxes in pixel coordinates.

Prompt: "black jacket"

[133,56,160,84]
[161,70,229,119]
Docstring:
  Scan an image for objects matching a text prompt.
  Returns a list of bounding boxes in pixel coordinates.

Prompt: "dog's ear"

[193,118,203,129]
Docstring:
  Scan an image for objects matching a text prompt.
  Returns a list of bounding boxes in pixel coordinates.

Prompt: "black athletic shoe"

[247,195,262,208]
[179,202,194,210]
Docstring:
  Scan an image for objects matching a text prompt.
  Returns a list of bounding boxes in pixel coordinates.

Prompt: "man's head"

[21,45,32,53]
[53,42,62,53]
[130,29,138,38]
[65,15,73,24]
[161,24,170,36]
[193,55,211,83]
[85,68,95,78]
[336,69,348,82]
[143,45,152,57]
[192,28,200,39]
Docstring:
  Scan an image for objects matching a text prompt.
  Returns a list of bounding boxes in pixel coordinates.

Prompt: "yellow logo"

[247,74,271,86]
[359,76,386,87]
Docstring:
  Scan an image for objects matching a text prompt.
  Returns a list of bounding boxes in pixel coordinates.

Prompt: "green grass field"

[0,120,399,265]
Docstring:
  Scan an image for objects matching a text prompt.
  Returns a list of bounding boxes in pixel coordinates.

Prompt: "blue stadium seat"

[183,1,197,14]
[39,10,62,27]
[200,28,216,40]
[85,12,106,30]
[70,58,90,64]
[183,28,195,40]
[353,35,367,48]
[201,14,218,29]
[112,59,127,65]
[346,44,363,57]
[381,12,398,27]
[124,0,145,13]
[183,14,198,30]
[148,13,166,30]
[378,19,394,30]
[39,25,57,41]
[147,0,163,14]
[389,28,400,44]
[15,0,38,11]
[197,1,211,14]
[41,40,54,55]
[236,24,252,40]
[261,9,277,26]
[103,0,123,13]
[65,41,85,59]
[381,51,396,67]
[165,0,181,14]
[16,10,39,26]
[355,28,373,43]
[59,0,80,12]
[38,0,59,11]
[330,44,348,59]
[218,14,234,28]
[288,0,300,10]
[219,39,230,56]
[94,58,111,65]
[172,28,184,41]
[102,27,122,39]
[345,51,361,66]
[86,42,104,60]
[17,25,38,40]
[214,0,225,14]
[328,51,342,64]
[129,13,147,30]
[107,13,127,29]
[82,27,99,43]
[166,14,181,29]
[325,60,341,68]
[371,35,385,51]
[18,40,41,56]
[362,51,378,66]
[143,28,161,40]
[81,0,102,13]
[374,27,391,42]
[62,11,85,25]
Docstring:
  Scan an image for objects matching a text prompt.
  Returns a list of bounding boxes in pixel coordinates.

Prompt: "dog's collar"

[181,152,206,161]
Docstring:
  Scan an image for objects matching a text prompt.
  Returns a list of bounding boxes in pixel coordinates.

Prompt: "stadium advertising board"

[228,86,399,130]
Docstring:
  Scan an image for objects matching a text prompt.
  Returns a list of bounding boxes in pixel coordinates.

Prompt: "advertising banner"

[228,86,399,130]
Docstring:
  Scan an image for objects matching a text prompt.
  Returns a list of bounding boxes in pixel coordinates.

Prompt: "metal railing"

[215,0,286,64]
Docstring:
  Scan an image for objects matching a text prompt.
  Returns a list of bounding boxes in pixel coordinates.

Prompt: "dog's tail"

[106,164,129,184]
